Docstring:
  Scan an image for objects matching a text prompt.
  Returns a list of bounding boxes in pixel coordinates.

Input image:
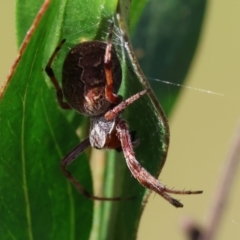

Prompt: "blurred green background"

[1,1,240,240]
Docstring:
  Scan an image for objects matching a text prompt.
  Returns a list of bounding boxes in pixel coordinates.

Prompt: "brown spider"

[45,23,202,208]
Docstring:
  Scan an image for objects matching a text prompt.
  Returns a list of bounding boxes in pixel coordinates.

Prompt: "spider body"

[45,23,202,207]
[62,41,122,116]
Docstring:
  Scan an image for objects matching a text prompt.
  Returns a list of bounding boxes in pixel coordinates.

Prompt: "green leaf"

[0,0,118,239]
[132,0,207,116]
[129,0,149,32]
[97,1,206,239]
[96,2,170,240]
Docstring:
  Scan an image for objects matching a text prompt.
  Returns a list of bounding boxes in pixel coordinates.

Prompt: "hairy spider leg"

[61,137,130,201]
[116,120,203,208]
[45,39,71,109]
[104,89,149,120]
[104,22,123,105]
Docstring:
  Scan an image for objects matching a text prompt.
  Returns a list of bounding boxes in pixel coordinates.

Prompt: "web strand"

[147,77,226,98]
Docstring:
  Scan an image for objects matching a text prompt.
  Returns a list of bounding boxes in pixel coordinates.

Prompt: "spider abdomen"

[62,41,122,116]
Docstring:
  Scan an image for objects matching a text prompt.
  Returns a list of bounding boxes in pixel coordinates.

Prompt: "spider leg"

[45,39,71,109]
[61,137,125,201]
[116,120,203,208]
[104,22,122,104]
[104,89,148,120]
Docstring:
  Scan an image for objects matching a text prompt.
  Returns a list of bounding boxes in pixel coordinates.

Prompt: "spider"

[45,23,202,208]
